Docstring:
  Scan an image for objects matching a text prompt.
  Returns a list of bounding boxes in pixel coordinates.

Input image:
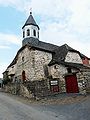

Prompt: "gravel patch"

[1,92,89,105]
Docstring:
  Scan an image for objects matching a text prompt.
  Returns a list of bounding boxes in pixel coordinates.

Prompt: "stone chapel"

[3,11,90,96]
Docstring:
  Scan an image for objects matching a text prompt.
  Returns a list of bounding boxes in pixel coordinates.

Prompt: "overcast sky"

[0,0,90,78]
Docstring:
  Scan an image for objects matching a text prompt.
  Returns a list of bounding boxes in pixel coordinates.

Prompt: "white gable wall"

[65,51,82,64]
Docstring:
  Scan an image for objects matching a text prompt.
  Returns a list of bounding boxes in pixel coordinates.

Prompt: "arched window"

[33,29,36,36]
[22,56,24,62]
[23,31,25,38]
[38,31,39,38]
[22,70,26,81]
[27,29,30,36]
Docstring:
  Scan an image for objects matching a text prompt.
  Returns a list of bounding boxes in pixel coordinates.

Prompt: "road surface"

[0,92,90,120]
[0,92,61,120]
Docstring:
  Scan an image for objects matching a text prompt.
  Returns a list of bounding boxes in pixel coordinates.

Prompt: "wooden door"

[65,74,79,93]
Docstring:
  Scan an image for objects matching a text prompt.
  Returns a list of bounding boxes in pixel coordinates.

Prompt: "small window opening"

[22,70,26,81]
[22,56,24,62]
[27,29,30,36]
[23,31,25,38]
[54,65,58,69]
[67,68,72,73]
[12,66,14,68]
[33,30,36,36]
[38,31,39,38]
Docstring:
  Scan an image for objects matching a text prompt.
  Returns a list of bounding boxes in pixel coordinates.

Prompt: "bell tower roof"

[22,11,40,43]
[22,11,39,29]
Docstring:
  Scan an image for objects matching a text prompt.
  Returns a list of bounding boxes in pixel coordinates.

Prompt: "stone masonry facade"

[15,46,52,81]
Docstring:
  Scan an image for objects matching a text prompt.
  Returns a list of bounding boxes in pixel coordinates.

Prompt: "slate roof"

[49,44,90,66]
[22,37,59,52]
[49,61,90,70]
[80,53,90,59]
[7,40,90,70]
[48,43,90,70]
[22,12,39,29]
[49,44,80,63]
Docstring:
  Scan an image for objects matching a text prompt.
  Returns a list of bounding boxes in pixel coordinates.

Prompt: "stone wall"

[23,80,50,97]
[81,69,90,93]
[48,63,90,93]
[7,64,16,76]
[15,46,52,81]
[49,64,67,78]
[26,49,52,81]
[4,82,32,98]
[48,64,68,93]
[16,46,30,79]
[4,80,50,98]
[33,50,52,80]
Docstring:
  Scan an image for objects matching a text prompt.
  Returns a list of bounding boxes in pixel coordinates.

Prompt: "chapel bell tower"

[22,11,40,46]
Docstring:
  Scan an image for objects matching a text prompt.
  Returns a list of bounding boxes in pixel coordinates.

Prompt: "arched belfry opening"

[33,29,36,36]
[27,29,30,36]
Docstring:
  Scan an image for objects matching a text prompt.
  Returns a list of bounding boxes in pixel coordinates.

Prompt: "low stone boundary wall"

[4,80,50,99]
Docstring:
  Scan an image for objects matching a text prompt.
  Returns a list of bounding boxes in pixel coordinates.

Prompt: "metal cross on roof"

[30,8,32,15]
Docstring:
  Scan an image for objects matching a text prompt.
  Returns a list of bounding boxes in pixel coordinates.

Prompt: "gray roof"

[22,37,59,52]
[22,12,39,29]
[49,61,90,70]
[7,40,89,71]
[49,44,89,65]
[50,44,79,62]
[80,53,89,59]
[49,44,90,70]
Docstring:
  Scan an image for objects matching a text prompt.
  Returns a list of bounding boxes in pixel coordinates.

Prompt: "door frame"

[65,74,79,93]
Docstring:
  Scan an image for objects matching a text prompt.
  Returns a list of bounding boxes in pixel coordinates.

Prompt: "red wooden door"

[65,75,79,93]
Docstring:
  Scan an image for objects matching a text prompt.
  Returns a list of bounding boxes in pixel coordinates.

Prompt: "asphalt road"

[33,95,90,120]
[0,92,60,120]
[0,92,90,120]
